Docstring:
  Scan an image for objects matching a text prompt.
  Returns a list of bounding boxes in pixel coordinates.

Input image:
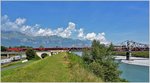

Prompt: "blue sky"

[2,1,149,44]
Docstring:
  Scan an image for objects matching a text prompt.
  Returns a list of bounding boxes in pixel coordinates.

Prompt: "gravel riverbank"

[114,56,149,66]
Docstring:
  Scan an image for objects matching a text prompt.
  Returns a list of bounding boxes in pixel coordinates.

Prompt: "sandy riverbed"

[114,56,149,66]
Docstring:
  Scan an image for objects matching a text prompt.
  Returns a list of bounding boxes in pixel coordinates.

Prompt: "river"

[119,61,149,82]
[73,52,149,82]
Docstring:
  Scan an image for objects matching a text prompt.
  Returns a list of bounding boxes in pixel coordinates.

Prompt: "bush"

[89,61,104,78]
[82,40,124,82]
[1,46,7,51]
[102,60,121,82]
[114,51,149,58]
[82,49,93,64]
[41,53,48,58]
[25,48,37,60]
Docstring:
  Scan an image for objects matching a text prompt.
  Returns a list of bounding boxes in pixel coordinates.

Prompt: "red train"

[6,47,91,52]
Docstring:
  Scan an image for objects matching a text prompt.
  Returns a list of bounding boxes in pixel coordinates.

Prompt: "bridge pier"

[126,51,132,60]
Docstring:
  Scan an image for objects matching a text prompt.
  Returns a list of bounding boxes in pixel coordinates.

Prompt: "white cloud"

[77,31,109,44]
[78,28,84,38]
[60,22,76,38]
[96,32,109,44]
[85,32,96,41]
[2,17,19,31]
[15,18,26,25]
[1,15,9,23]
[20,25,30,32]
[1,15,110,44]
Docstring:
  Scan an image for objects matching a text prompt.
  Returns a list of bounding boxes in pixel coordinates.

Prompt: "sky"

[1,1,149,44]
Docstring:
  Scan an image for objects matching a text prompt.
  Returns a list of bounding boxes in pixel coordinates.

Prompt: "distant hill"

[1,31,91,47]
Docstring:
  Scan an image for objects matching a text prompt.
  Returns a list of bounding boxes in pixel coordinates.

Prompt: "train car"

[7,48,25,52]
[10,55,21,61]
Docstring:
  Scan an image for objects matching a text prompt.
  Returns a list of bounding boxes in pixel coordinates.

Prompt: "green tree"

[1,46,7,51]
[82,40,124,82]
[82,48,93,64]
[25,48,37,60]
[39,45,44,48]
[89,61,104,79]
[8,46,12,48]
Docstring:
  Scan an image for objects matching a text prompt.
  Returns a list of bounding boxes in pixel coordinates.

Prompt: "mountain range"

[1,31,91,47]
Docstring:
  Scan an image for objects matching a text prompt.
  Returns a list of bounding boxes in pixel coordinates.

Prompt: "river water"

[73,52,149,82]
[119,61,149,82]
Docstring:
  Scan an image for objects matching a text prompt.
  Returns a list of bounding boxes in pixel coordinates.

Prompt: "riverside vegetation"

[113,51,149,58]
[82,40,127,82]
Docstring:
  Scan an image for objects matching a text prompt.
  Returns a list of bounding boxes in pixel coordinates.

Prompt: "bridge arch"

[41,53,49,58]
[36,51,52,58]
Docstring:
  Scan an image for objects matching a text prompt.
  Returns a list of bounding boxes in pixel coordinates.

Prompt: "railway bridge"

[114,40,149,60]
[1,40,149,60]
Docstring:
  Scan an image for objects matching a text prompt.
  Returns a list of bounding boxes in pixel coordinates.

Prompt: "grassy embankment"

[113,51,149,58]
[1,52,102,82]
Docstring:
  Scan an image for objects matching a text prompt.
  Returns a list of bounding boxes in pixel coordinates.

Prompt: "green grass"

[1,52,102,82]
[113,51,149,58]
[67,53,102,82]
[1,60,37,77]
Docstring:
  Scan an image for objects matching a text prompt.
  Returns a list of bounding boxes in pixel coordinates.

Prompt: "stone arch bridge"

[36,50,67,58]
[1,50,68,59]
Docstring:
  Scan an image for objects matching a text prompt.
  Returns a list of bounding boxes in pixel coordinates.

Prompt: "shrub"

[89,61,104,79]
[82,40,124,82]
[25,48,37,60]
[82,49,93,64]
[1,46,7,51]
